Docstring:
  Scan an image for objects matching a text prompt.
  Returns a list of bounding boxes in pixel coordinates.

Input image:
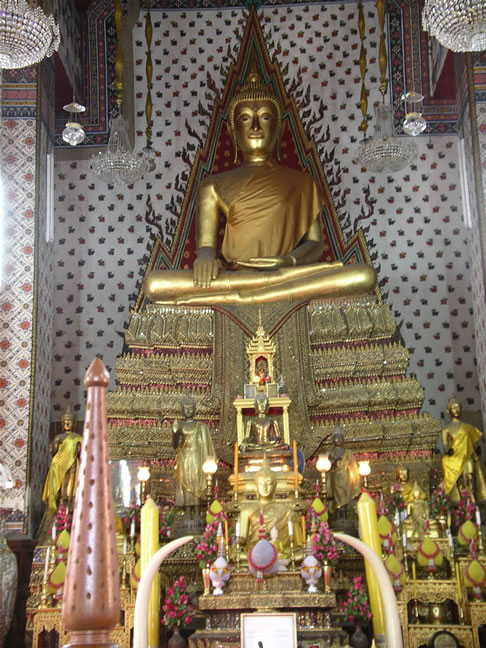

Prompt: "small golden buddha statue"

[240,393,285,453]
[42,407,83,513]
[172,393,215,515]
[327,425,360,514]
[403,483,440,541]
[392,466,416,506]
[143,72,376,305]
[238,455,304,562]
[441,396,486,505]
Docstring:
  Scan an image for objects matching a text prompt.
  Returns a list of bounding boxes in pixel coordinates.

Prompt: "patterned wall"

[0,69,38,514]
[51,5,480,435]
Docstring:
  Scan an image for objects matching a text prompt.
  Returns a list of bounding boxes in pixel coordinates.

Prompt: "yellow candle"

[357,492,386,648]
[455,562,462,601]
[301,515,306,543]
[292,440,299,490]
[412,561,417,600]
[224,520,229,545]
[234,443,238,494]
[141,497,159,648]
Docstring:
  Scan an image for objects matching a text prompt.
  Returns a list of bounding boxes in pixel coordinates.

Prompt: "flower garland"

[196,511,226,568]
[54,503,72,534]
[454,489,476,527]
[162,575,194,629]
[387,484,406,513]
[312,521,339,563]
[430,483,450,519]
[342,575,372,624]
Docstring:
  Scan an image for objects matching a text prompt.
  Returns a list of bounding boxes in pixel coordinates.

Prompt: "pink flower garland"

[161,575,194,629]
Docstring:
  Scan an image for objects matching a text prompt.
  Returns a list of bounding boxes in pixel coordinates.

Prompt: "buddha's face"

[448,400,461,418]
[256,471,276,498]
[255,395,269,415]
[182,402,195,419]
[233,100,280,159]
[397,467,409,483]
[63,417,74,432]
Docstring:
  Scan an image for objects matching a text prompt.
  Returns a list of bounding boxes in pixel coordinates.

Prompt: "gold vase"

[322,559,332,592]
[202,565,211,596]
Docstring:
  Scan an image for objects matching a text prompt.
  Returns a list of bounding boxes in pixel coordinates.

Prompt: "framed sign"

[240,612,297,648]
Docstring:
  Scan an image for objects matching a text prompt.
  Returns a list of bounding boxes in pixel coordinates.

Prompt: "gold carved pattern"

[407,625,474,648]
[399,581,459,604]
[115,350,212,386]
[312,342,409,380]
[309,301,396,343]
[125,305,214,348]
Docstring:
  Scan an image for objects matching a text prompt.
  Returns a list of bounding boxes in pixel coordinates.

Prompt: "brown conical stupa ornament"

[62,357,120,648]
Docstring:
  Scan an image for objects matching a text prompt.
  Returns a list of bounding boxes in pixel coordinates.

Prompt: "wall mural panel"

[52,6,479,441]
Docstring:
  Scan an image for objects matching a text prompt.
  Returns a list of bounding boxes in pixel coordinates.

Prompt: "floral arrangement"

[159,505,176,541]
[196,511,226,568]
[312,521,339,563]
[454,489,476,527]
[342,575,373,625]
[430,483,450,519]
[388,484,406,512]
[375,493,391,518]
[162,575,194,629]
[54,503,72,534]
[121,501,140,535]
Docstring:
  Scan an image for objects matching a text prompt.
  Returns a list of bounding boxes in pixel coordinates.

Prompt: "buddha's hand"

[236,255,293,270]
[193,247,219,287]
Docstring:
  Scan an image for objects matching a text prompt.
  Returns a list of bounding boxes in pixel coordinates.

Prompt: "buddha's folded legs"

[144,262,376,305]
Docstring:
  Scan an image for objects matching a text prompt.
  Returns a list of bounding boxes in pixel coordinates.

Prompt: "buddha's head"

[181,393,196,419]
[255,455,276,500]
[447,395,461,419]
[396,467,410,484]
[254,392,270,416]
[331,424,344,448]
[228,72,282,162]
[62,406,74,432]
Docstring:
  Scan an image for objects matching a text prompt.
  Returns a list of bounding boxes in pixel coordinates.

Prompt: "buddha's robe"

[42,432,82,513]
[176,421,215,507]
[221,161,324,266]
[442,421,486,504]
[245,502,303,559]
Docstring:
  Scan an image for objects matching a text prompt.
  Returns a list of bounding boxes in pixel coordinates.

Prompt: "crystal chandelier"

[357,0,417,173]
[0,0,60,69]
[359,105,417,173]
[423,0,486,52]
[90,0,149,185]
[402,91,427,137]
[62,98,86,147]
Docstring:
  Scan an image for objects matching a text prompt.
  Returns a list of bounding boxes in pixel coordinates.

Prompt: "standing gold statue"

[240,393,285,452]
[144,72,376,305]
[172,394,215,514]
[441,396,486,504]
[392,466,423,506]
[42,407,82,513]
[327,425,360,514]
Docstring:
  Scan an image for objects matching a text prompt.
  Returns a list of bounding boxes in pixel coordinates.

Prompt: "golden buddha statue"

[238,456,304,562]
[143,72,376,305]
[403,483,440,540]
[441,396,486,505]
[392,466,418,506]
[327,425,360,514]
[172,393,215,514]
[240,393,285,452]
[42,407,82,513]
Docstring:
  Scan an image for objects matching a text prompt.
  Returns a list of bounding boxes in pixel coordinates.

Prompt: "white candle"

[130,518,136,538]
[123,537,127,555]
[43,546,50,582]
[402,529,407,549]
[51,522,56,542]
[447,529,454,549]
[288,520,293,537]
[476,506,482,527]
[395,510,400,530]
[235,518,240,538]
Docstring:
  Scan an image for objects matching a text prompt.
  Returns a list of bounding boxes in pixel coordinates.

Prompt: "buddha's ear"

[231,132,239,165]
